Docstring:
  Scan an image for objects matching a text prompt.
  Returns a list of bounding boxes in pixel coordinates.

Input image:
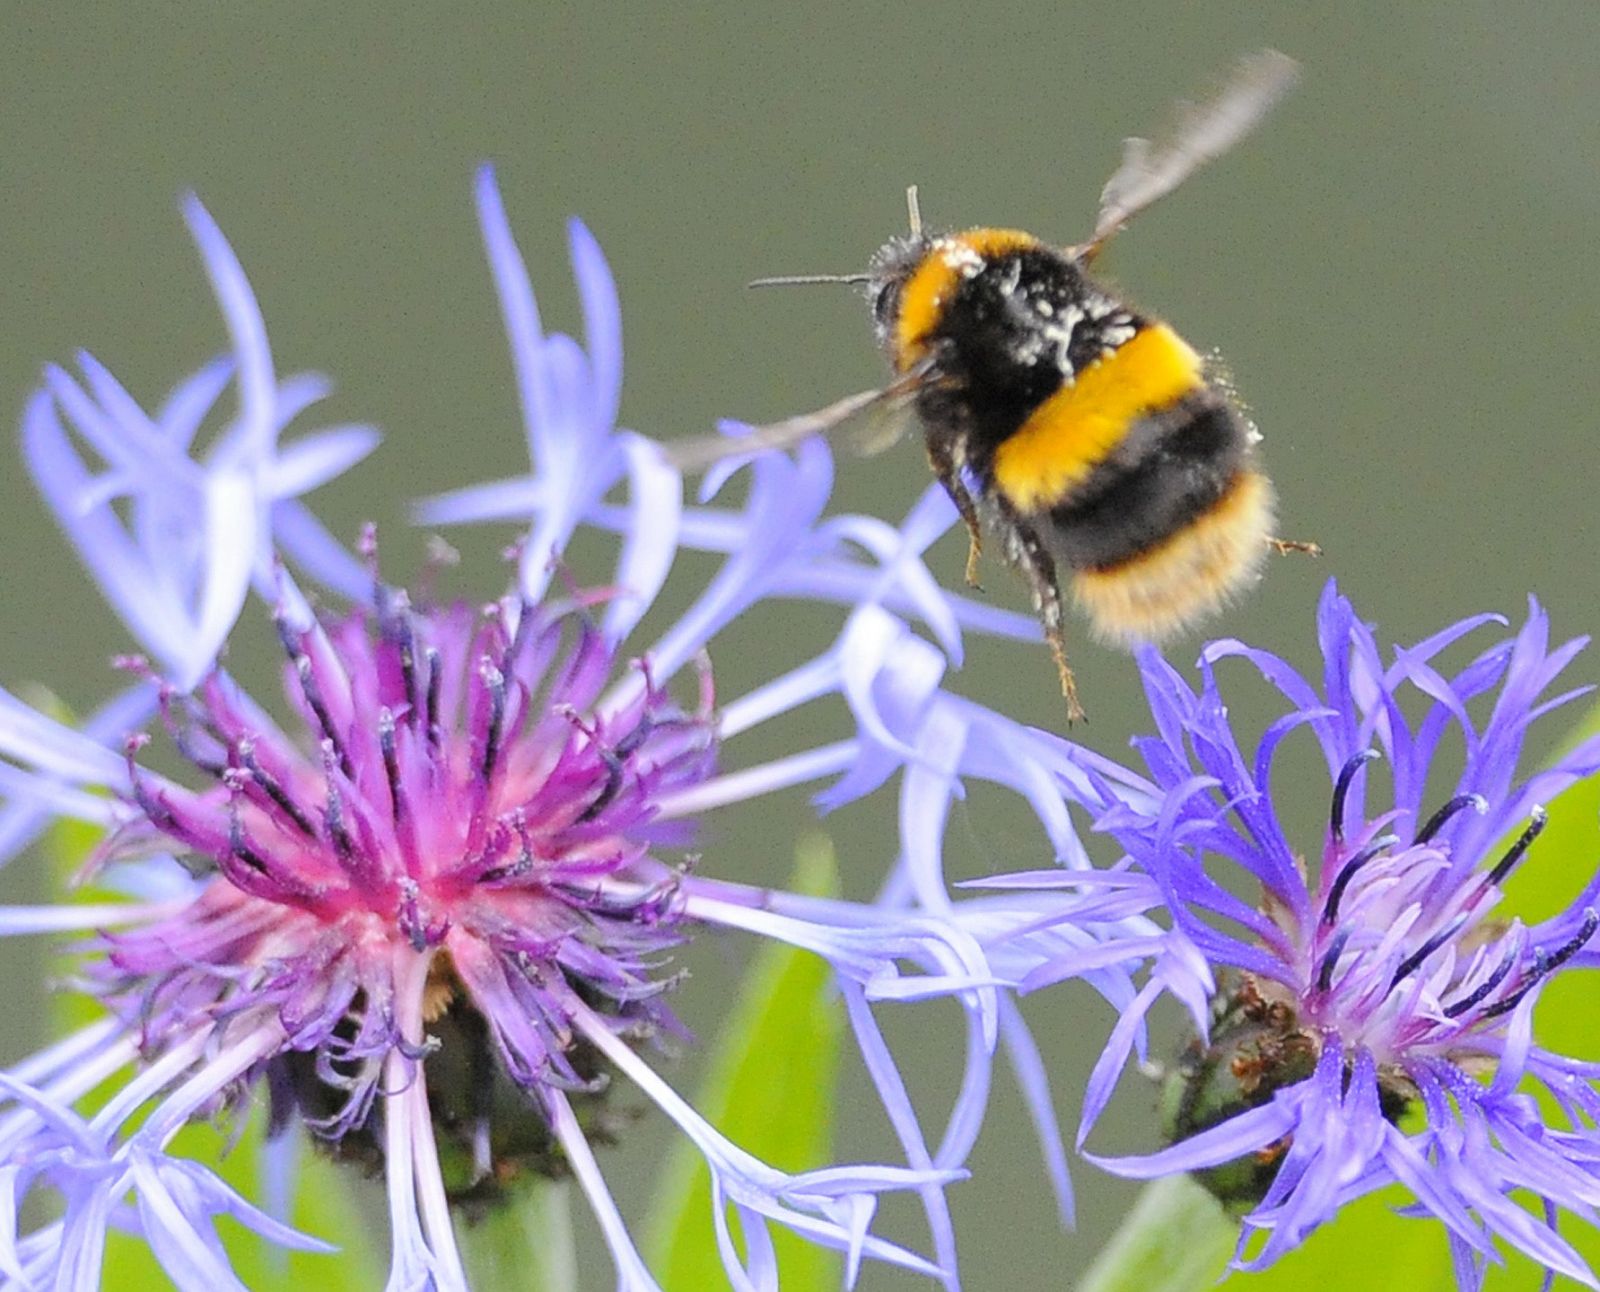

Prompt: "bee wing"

[850,398,920,458]
[660,363,931,473]
[1087,48,1299,252]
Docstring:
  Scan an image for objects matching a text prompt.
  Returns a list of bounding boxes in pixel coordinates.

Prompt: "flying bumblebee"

[666,49,1313,723]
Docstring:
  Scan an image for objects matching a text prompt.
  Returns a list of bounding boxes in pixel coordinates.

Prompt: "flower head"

[0,169,1025,1290]
[994,582,1600,1287]
[110,578,715,1124]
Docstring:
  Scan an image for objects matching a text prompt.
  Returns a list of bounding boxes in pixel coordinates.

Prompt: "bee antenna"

[747,273,872,289]
[905,184,923,238]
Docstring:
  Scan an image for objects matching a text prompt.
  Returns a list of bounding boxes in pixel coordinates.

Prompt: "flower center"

[91,586,717,1174]
[1300,751,1594,1063]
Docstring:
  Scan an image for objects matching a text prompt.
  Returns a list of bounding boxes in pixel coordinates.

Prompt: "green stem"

[1079,1175,1237,1292]
[459,1179,578,1292]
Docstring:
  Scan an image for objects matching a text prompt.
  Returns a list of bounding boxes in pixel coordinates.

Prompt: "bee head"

[866,233,933,352]
[746,189,933,358]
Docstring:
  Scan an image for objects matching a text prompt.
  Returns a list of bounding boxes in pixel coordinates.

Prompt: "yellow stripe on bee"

[892,228,1040,370]
[992,324,1204,512]
[1072,469,1275,645]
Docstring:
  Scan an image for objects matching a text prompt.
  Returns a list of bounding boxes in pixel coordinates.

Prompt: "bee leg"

[963,529,984,589]
[1267,536,1322,557]
[1044,596,1086,726]
[1004,514,1086,725]
[925,436,985,589]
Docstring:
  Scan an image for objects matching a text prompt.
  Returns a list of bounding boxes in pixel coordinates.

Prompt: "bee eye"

[872,279,903,328]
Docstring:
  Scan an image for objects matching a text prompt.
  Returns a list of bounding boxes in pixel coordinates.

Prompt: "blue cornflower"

[986,582,1600,1288]
[0,167,1048,1290]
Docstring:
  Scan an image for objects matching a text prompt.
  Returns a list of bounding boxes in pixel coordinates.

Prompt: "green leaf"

[1183,1179,1457,1290]
[45,818,381,1290]
[460,1178,578,1292]
[1078,1176,1237,1292]
[645,834,845,1291]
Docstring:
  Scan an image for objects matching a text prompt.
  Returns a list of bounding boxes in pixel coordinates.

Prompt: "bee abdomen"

[1068,466,1276,645]
[989,322,1205,512]
[1045,395,1253,570]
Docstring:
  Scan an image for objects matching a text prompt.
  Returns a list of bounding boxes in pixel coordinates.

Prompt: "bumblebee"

[668,50,1312,722]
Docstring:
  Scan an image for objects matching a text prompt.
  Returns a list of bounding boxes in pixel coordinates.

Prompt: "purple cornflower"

[988,582,1600,1287]
[0,167,1031,1290]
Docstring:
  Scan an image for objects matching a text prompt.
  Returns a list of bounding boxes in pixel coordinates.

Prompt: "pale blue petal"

[43,362,174,474]
[270,372,336,429]
[413,475,543,526]
[128,1158,250,1292]
[267,426,381,498]
[0,681,151,863]
[998,997,1074,1226]
[1087,1100,1297,1178]
[74,351,163,451]
[473,165,557,470]
[181,193,275,462]
[602,433,682,643]
[180,468,259,691]
[157,357,233,452]
[270,500,370,602]
[0,683,130,783]
[568,217,622,433]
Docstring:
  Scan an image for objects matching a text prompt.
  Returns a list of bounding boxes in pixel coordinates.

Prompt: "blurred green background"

[3,2,1599,1287]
